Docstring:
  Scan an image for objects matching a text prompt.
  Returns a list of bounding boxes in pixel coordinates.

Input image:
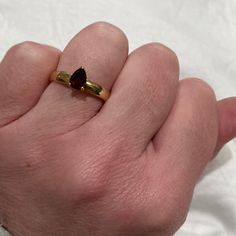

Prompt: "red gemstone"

[70,67,87,89]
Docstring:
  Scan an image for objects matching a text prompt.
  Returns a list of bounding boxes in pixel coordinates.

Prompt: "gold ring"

[50,67,110,101]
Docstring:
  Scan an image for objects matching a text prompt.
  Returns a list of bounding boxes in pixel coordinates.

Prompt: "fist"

[0,22,235,236]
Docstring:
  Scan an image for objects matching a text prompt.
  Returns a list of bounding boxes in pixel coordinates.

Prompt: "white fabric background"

[0,0,235,235]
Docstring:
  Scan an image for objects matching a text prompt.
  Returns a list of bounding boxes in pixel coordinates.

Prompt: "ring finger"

[26,22,128,137]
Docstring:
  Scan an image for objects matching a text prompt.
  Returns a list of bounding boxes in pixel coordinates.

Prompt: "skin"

[0,22,235,236]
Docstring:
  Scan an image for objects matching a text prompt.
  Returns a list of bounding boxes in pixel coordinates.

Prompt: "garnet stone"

[70,67,87,89]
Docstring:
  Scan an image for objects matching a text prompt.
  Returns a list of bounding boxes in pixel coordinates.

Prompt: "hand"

[0,22,235,236]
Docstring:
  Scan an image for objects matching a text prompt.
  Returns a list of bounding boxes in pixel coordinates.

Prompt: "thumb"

[216,97,236,152]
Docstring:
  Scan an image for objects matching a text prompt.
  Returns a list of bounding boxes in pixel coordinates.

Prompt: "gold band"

[50,68,110,101]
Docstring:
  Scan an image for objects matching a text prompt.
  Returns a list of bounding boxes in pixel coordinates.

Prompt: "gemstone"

[69,67,87,89]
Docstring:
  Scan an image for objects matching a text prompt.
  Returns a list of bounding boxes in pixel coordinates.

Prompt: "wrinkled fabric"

[0,0,235,235]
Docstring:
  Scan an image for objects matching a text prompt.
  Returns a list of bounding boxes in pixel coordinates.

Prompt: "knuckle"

[153,198,187,235]
[72,161,109,201]
[141,42,179,68]
[85,21,128,49]
[9,41,40,58]
[181,78,215,99]
[7,41,58,65]
[158,207,186,234]
[113,194,186,235]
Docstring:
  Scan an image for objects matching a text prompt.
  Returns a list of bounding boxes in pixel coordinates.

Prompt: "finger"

[95,43,179,155]
[0,42,60,127]
[30,22,128,136]
[149,79,218,215]
[216,97,236,152]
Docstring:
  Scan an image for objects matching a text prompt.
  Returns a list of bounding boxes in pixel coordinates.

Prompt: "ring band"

[50,67,110,101]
